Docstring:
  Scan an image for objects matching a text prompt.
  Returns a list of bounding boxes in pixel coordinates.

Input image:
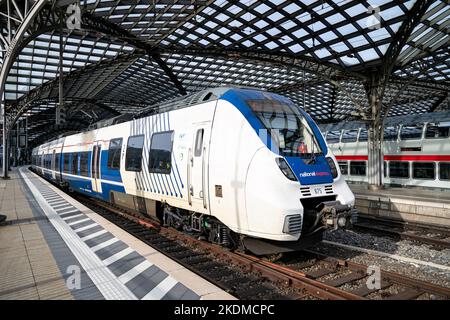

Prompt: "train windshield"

[247,99,322,157]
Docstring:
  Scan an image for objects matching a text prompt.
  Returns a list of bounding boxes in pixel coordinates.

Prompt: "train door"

[91,142,103,194]
[188,124,211,212]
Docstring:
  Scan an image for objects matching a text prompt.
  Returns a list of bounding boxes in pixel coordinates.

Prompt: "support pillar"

[14,123,18,167]
[365,73,386,190]
[56,31,65,125]
[367,120,383,189]
[1,94,8,179]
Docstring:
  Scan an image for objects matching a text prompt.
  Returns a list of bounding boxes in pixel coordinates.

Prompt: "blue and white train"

[31,87,355,255]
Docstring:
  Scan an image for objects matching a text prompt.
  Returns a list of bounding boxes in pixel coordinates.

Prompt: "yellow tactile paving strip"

[0,170,73,300]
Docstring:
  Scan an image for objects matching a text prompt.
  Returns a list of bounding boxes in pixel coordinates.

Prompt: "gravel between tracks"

[311,229,450,288]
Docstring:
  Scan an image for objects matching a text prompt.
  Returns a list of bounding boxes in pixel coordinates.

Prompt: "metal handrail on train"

[202,146,207,209]
[187,148,192,206]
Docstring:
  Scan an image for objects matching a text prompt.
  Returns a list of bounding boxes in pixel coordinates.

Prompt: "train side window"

[400,125,423,140]
[413,162,435,180]
[389,161,409,178]
[125,135,144,172]
[108,138,123,169]
[341,130,358,143]
[80,152,89,176]
[71,153,78,175]
[358,129,368,142]
[425,122,450,139]
[326,130,341,143]
[63,153,70,173]
[149,131,174,174]
[384,161,387,177]
[350,161,366,176]
[383,126,398,141]
[439,163,450,180]
[194,129,204,157]
[338,161,348,175]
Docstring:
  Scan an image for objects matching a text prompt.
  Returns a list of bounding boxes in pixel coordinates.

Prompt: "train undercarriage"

[30,168,354,255]
[159,197,355,256]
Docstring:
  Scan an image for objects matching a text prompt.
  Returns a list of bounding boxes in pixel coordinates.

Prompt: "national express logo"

[300,171,330,177]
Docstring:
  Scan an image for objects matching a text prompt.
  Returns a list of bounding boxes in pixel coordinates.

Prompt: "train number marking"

[313,187,324,195]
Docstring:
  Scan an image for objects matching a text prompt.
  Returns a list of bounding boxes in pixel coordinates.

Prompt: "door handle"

[199,190,203,198]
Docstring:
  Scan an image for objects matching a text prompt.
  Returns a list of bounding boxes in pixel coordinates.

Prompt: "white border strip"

[19,168,137,300]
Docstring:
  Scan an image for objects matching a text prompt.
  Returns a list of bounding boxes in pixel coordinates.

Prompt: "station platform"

[350,184,450,228]
[0,167,234,300]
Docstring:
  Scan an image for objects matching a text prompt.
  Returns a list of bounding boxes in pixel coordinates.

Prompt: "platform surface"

[0,167,234,300]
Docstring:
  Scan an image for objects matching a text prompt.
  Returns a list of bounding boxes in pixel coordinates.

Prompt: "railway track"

[354,215,450,250]
[73,193,450,301]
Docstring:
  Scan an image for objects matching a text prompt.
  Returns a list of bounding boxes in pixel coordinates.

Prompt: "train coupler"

[316,201,355,230]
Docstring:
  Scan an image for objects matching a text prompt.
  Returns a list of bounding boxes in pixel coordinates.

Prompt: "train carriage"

[321,112,450,189]
[31,87,356,255]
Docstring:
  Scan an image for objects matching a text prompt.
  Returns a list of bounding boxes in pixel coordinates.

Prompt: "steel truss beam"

[7,52,142,124]
[429,92,449,113]
[1,0,448,177]
[1,0,52,177]
[81,11,187,96]
[164,46,364,81]
[28,122,88,148]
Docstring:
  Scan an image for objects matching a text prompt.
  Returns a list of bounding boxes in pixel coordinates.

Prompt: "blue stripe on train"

[64,174,125,201]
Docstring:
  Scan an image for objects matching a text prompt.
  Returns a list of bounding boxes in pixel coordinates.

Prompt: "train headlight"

[326,157,338,179]
[275,158,297,181]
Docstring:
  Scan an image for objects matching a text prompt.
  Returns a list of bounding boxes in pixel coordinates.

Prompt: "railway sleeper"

[350,279,391,297]
[181,255,211,265]
[305,267,337,279]
[323,271,366,287]
[171,251,205,259]
[234,286,274,300]
[221,275,255,287]
[191,261,224,271]
[385,288,425,300]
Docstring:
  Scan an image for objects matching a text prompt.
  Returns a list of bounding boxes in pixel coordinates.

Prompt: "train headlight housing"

[326,157,338,179]
[275,158,297,181]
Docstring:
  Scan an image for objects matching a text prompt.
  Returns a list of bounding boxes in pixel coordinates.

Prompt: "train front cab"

[210,89,355,254]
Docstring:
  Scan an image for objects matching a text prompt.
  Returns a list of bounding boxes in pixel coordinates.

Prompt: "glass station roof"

[0,0,449,143]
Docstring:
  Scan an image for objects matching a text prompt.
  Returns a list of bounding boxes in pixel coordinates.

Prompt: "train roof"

[320,111,450,132]
[34,86,267,147]
[89,86,266,130]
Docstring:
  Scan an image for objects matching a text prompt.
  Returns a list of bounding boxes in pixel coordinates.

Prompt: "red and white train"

[320,111,450,189]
